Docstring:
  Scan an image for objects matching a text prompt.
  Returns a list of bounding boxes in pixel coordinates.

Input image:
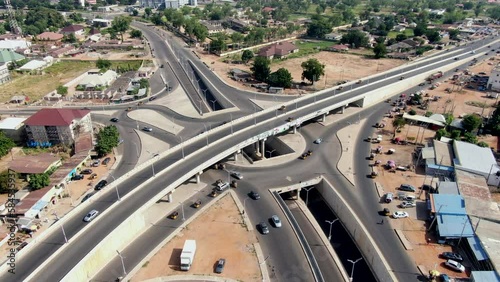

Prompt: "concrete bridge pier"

[260,138,267,159]
[293,126,297,134]
[233,149,241,161]
[195,171,202,184]
[166,192,173,202]
[341,106,345,114]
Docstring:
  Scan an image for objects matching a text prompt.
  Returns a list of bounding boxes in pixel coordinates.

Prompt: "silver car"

[271,215,282,228]
[83,210,99,222]
[230,171,243,180]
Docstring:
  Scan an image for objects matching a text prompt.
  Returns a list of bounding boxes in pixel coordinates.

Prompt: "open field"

[0,60,146,104]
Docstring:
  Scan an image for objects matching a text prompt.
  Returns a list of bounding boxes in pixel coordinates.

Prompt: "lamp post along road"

[347,257,363,282]
[180,201,185,221]
[303,186,315,206]
[325,219,339,241]
[116,250,127,276]
[110,175,121,201]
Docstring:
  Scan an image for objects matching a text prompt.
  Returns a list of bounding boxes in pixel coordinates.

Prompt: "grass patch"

[0,60,146,103]
[387,29,414,39]
[282,40,335,60]
[465,101,491,108]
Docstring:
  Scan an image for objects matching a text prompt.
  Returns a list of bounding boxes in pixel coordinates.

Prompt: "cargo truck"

[180,240,196,271]
[427,71,443,81]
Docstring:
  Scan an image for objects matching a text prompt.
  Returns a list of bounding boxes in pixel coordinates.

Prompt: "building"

[59,24,85,36]
[429,194,475,241]
[328,44,349,52]
[91,19,112,28]
[0,117,26,144]
[36,32,64,43]
[0,50,25,64]
[420,139,455,178]
[487,64,500,91]
[18,56,54,73]
[139,0,164,8]
[76,69,118,90]
[453,140,500,186]
[324,33,343,41]
[0,40,31,51]
[257,42,298,60]
[140,0,197,8]
[0,62,11,85]
[228,18,250,32]
[24,109,92,146]
[200,21,225,34]
[10,153,61,176]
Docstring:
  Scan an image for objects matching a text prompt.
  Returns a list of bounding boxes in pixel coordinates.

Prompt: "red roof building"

[36,32,64,42]
[257,41,299,59]
[60,25,85,36]
[10,153,61,174]
[329,44,350,52]
[24,109,92,146]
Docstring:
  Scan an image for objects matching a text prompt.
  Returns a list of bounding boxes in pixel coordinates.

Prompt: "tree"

[112,16,132,41]
[56,85,68,95]
[130,29,142,38]
[96,58,112,70]
[340,30,369,48]
[425,30,441,43]
[268,68,293,88]
[209,36,227,54]
[132,9,139,17]
[95,125,120,157]
[463,132,478,144]
[462,114,482,132]
[0,132,15,157]
[193,24,208,42]
[477,141,489,148]
[306,15,333,38]
[413,23,427,37]
[392,117,406,135]
[145,7,152,17]
[29,173,50,190]
[251,56,271,82]
[301,58,325,85]
[241,50,254,64]
[62,33,77,43]
[373,43,387,59]
[435,129,448,140]
[488,6,500,20]
[395,34,407,42]
[450,130,461,140]
[448,29,459,41]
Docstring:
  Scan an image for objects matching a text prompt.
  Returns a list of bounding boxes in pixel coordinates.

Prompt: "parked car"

[440,252,463,262]
[399,201,416,208]
[110,118,119,122]
[72,174,84,180]
[249,191,260,200]
[314,138,323,144]
[91,159,100,167]
[399,184,416,192]
[81,169,93,174]
[148,96,157,101]
[215,258,226,273]
[102,157,111,165]
[16,241,28,252]
[271,215,282,228]
[382,208,391,216]
[392,211,409,219]
[216,181,229,191]
[94,180,108,191]
[230,171,243,180]
[440,274,450,282]
[444,259,465,272]
[83,210,99,222]
[142,127,153,132]
[259,222,270,234]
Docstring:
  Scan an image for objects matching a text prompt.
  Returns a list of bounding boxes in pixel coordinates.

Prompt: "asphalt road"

[1,35,497,281]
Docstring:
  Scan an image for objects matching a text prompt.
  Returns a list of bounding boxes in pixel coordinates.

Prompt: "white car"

[143,127,153,132]
[216,181,230,191]
[399,201,416,208]
[444,259,465,272]
[392,211,409,219]
[314,138,323,144]
[230,171,243,180]
[83,210,99,222]
[271,215,282,228]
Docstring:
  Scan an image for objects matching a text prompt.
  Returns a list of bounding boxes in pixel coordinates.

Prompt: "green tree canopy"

[462,114,482,132]
[95,125,120,157]
[301,58,325,85]
[0,132,15,157]
[96,58,112,70]
[392,117,406,135]
[488,6,500,20]
[373,43,387,59]
[268,68,293,88]
[340,30,369,48]
[241,50,254,64]
[111,16,132,41]
[56,85,68,95]
[463,132,478,144]
[29,173,50,190]
[306,15,332,38]
[251,56,271,82]
[209,36,227,54]
[130,29,142,38]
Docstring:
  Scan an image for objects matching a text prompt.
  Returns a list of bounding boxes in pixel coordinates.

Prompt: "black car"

[94,180,108,191]
[81,169,93,174]
[259,222,269,234]
[110,118,119,122]
[215,258,226,273]
[148,96,157,101]
[102,157,111,165]
[72,174,84,181]
[16,242,28,252]
[440,252,463,262]
[249,191,260,200]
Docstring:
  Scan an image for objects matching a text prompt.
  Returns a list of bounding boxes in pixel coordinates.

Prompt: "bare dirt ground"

[68,50,152,61]
[131,194,261,282]
[195,48,405,94]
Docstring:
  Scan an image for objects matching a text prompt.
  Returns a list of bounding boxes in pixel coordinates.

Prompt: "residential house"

[91,19,112,28]
[487,64,500,91]
[228,18,250,32]
[10,153,61,177]
[386,41,413,52]
[106,71,136,100]
[76,69,118,91]
[328,44,349,52]
[0,63,11,85]
[429,9,446,15]
[49,45,76,58]
[401,39,419,48]
[393,25,406,32]
[24,108,92,146]
[0,50,25,64]
[324,33,343,41]
[18,56,54,73]
[59,24,85,36]
[0,117,26,144]
[0,40,31,51]
[0,33,23,40]
[36,32,64,44]
[200,20,225,34]
[257,42,298,60]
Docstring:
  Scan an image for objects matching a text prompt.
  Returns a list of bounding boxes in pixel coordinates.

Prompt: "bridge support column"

[255,141,260,155]
[167,192,173,203]
[293,126,297,134]
[260,138,266,159]
[341,106,345,114]
[321,113,326,122]
[196,171,202,184]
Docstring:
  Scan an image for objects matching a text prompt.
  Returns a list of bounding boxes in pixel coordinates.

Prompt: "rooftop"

[36,32,64,41]
[0,117,26,130]
[430,194,466,214]
[10,153,60,174]
[60,24,85,33]
[453,140,497,174]
[433,139,454,167]
[24,108,90,127]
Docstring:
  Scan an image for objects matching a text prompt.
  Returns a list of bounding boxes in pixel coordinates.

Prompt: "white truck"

[180,239,196,271]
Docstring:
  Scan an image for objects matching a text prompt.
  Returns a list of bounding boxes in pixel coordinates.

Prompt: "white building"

[452,140,500,186]
[0,117,26,144]
[0,63,11,85]
[0,40,31,51]
[487,64,500,91]
[139,0,196,8]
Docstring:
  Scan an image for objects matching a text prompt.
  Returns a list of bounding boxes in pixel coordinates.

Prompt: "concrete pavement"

[135,129,171,167]
[128,109,184,134]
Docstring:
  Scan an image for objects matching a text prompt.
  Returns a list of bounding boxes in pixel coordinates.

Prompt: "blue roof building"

[430,194,475,239]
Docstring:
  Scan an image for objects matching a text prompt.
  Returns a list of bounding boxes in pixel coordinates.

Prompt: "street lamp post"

[210,99,217,111]
[131,141,139,158]
[266,149,276,158]
[146,150,158,177]
[243,197,251,215]
[180,201,185,221]
[60,222,68,243]
[179,136,185,159]
[116,250,127,276]
[325,219,339,241]
[303,186,314,206]
[110,175,121,201]
[202,123,209,146]
[230,113,234,135]
[347,257,363,282]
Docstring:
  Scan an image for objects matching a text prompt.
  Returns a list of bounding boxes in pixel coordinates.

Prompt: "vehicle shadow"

[168,248,182,270]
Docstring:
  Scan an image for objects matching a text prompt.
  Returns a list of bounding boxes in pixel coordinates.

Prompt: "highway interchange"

[0,22,498,282]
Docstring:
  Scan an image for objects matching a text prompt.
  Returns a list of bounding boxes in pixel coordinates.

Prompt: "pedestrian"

[380,219,384,225]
